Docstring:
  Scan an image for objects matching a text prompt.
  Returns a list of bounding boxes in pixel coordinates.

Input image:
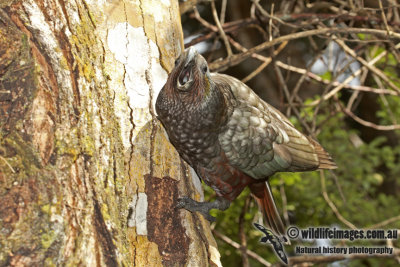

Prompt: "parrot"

[155,47,337,238]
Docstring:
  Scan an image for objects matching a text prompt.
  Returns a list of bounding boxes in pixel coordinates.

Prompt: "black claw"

[175,196,220,222]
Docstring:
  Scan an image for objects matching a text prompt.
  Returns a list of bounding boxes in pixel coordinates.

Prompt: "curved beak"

[184,46,198,67]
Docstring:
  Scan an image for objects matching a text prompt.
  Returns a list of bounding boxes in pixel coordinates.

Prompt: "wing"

[213,73,336,179]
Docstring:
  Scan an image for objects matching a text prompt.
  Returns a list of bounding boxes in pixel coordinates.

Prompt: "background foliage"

[180,0,400,265]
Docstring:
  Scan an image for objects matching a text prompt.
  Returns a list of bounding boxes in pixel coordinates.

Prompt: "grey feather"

[213,73,329,179]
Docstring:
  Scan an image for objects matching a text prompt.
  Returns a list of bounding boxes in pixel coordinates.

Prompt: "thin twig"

[347,91,360,111]
[179,0,212,15]
[227,36,267,62]
[334,38,400,93]
[275,61,398,96]
[193,6,218,32]
[273,59,313,134]
[213,230,272,267]
[268,3,274,41]
[346,69,369,110]
[286,40,330,117]
[320,171,357,230]
[0,155,16,173]
[185,18,259,48]
[220,0,227,25]
[279,178,290,227]
[389,0,400,23]
[379,0,393,37]
[387,238,400,264]
[372,75,399,125]
[252,0,299,29]
[211,0,232,57]
[209,27,400,72]
[309,41,400,106]
[325,170,346,205]
[285,12,400,26]
[241,41,288,83]
[239,196,251,267]
[366,53,399,125]
[367,215,400,229]
[339,100,400,130]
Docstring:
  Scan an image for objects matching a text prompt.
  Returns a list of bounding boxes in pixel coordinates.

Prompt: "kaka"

[155,47,337,238]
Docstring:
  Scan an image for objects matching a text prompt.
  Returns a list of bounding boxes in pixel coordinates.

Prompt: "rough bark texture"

[0,0,221,266]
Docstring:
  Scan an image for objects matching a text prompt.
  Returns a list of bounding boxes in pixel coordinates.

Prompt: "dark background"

[180,0,400,266]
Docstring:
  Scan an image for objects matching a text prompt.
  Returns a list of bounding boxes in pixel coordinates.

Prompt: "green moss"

[2,132,41,178]
[41,230,56,249]
[81,135,95,157]
[41,204,51,214]
[44,257,56,267]
[55,127,80,160]
[87,9,98,26]
[59,55,70,70]
[21,33,29,49]
[101,203,111,221]
[69,3,99,83]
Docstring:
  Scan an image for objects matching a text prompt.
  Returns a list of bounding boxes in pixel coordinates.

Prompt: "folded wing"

[214,73,337,180]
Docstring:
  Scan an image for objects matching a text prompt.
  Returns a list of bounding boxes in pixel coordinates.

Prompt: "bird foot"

[176,196,230,222]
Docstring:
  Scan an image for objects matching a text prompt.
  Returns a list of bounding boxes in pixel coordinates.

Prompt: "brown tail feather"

[307,138,337,170]
[284,133,337,171]
[249,181,288,241]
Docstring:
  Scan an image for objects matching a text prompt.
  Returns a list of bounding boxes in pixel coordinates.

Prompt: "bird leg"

[176,196,231,222]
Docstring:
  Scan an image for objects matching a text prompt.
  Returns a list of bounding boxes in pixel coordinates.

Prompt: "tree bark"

[0,0,221,266]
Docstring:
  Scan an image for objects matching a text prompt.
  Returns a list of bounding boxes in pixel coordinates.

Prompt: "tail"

[307,137,337,170]
[249,181,288,242]
[282,130,337,172]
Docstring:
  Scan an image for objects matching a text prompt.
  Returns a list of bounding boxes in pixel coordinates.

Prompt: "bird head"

[165,47,213,103]
[156,46,226,128]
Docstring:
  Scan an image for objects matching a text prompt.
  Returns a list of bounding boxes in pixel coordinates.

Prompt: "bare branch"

[320,171,358,230]
[274,59,313,134]
[239,196,252,267]
[193,6,218,32]
[334,38,400,93]
[240,41,288,83]
[213,230,272,267]
[210,27,400,72]
[276,61,398,96]
[340,102,400,130]
[367,215,400,229]
[180,0,212,15]
[309,42,400,106]
[211,0,232,57]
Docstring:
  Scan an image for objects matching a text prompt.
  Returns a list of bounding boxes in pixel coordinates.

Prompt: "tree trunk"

[0,1,221,266]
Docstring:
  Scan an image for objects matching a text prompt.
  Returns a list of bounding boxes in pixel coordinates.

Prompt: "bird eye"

[174,58,180,67]
[202,65,208,73]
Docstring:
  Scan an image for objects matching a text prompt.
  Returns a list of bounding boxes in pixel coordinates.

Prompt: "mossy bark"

[0,1,221,266]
